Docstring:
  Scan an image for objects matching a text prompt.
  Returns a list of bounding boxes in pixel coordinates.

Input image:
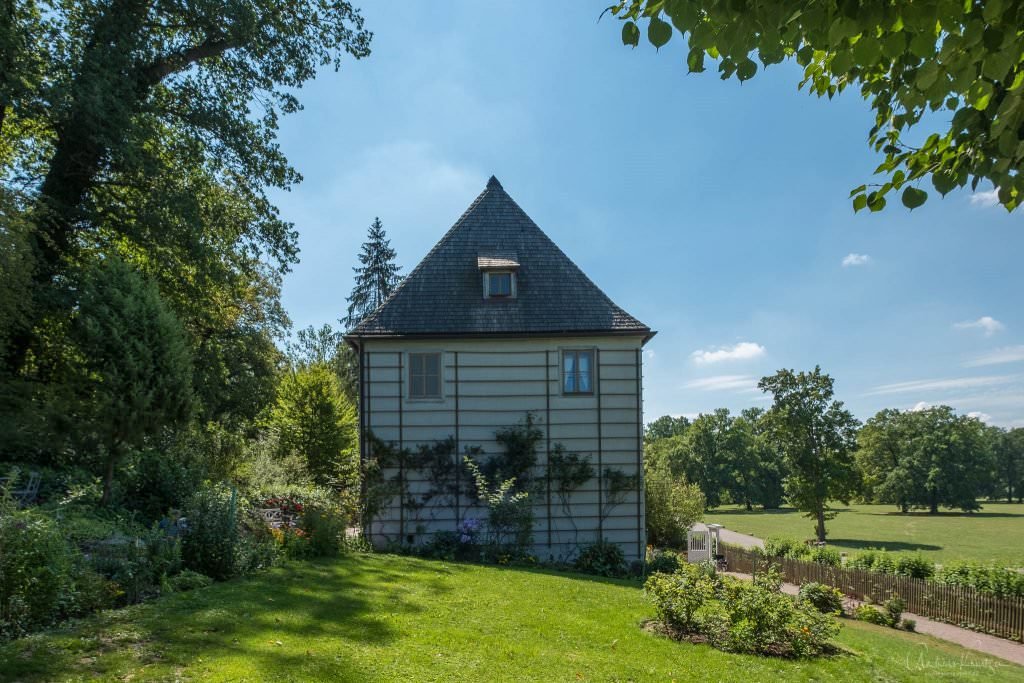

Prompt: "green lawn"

[709,502,1024,566]
[1,554,1021,682]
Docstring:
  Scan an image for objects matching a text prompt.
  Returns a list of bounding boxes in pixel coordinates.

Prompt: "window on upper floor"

[485,271,514,298]
[562,349,595,395]
[409,352,442,399]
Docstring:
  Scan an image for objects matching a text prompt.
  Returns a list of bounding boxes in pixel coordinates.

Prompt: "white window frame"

[408,351,443,400]
[561,348,596,396]
[483,271,516,299]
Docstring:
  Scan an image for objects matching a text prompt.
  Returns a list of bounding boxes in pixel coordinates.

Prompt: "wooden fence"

[721,544,1024,643]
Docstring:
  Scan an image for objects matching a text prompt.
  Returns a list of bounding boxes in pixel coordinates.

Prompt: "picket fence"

[721,544,1024,643]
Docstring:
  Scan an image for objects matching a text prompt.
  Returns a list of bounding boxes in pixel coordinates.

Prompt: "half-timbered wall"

[358,335,647,561]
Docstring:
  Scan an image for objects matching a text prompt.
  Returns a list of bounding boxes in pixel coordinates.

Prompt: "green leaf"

[622,21,640,48]
[915,62,939,91]
[647,16,673,49]
[736,57,758,81]
[867,191,887,212]
[852,194,868,212]
[881,32,906,59]
[686,47,705,73]
[932,170,958,196]
[901,186,928,209]
[909,31,935,59]
[970,80,994,111]
[853,35,881,65]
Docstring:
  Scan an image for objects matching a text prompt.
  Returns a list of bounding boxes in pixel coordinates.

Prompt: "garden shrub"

[853,604,892,626]
[798,582,844,615]
[87,527,182,605]
[646,548,681,575]
[933,561,1024,598]
[574,540,628,577]
[894,554,934,579]
[883,597,905,627]
[301,506,347,557]
[901,618,917,632]
[645,562,839,657]
[762,536,808,560]
[806,546,841,567]
[0,508,75,640]
[644,466,704,548]
[181,483,242,580]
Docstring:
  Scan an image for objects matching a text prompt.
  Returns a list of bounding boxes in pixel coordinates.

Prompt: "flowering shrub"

[646,548,681,575]
[853,604,892,626]
[645,563,840,657]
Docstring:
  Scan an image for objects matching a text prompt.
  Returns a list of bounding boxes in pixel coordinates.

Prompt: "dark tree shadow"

[823,538,943,553]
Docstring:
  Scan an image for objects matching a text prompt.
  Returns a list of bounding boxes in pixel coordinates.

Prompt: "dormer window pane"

[488,272,513,297]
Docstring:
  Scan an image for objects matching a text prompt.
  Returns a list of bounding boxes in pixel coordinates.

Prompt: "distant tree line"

[646,367,1024,541]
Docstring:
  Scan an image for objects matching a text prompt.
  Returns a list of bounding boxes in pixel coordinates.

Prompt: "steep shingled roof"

[347,176,652,340]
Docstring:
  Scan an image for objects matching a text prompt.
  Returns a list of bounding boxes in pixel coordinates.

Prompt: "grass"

[709,502,1024,566]
[1,554,1022,682]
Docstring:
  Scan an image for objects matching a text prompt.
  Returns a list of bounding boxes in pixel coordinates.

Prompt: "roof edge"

[345,329,656,344]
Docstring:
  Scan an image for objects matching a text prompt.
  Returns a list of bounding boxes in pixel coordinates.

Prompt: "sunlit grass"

[1,553,1020,682]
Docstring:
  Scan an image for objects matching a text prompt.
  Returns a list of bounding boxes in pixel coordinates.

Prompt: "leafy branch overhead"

[608,0,1024,211]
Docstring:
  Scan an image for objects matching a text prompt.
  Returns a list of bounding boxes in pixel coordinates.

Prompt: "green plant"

[798,582,844,615]
[853,604,891,626]
[301,506,346,557]
[807,545,841,567]
[901,618,917,632]
[883,597,905,628]
[645,548,681,575]
[644,562,722,632]
[933,561,1024,598]
[574,540,628,578]
[762,536,806,559]
[181,483,242,581]
[894,554,935,580]
[0,508,75,640]
[464,454,532,558]
[644,466,704,547]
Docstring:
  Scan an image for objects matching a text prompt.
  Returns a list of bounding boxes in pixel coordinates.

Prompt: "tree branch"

[140,35,235,87]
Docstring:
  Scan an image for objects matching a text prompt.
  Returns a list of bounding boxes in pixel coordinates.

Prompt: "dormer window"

[478,253,519,300]
[487,271,514,298]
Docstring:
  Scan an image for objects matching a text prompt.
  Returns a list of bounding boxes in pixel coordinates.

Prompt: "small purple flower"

[460,534,471,543]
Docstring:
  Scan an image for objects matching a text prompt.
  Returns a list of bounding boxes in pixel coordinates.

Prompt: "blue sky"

[270,2,1024,428]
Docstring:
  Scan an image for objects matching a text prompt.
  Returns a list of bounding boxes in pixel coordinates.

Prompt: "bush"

[762,536,807,560]
[933,561,1024,598]
[646,548,681,575]
[181,483,242,581]
[575,540,628,577]
[901,618,917,632]
[853,604,891,626]
[807,546,841,567]
[883,597,905,627]
[645,563,840,657]
[798,582,844,615]
[87,527,182,605]
[0,508,74,640]
[301,506,346,557]
[894,554,935,579]
[644,468,704,548]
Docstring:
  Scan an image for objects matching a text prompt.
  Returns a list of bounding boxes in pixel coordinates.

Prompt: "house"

[345,176,654,562]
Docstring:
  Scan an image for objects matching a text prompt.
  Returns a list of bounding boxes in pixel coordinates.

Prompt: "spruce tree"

[343,218,402,329]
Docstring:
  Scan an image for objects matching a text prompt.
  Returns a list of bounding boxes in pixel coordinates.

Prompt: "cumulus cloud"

[684,375,759,392]
[965,345,1024,367]
[690,342,766,365]
[910,401,932,412]
[954,316,1005,336]
[967,411,993,423]
[969,189,1000,208]
[866,375,1015,396]
[841,253,871,267]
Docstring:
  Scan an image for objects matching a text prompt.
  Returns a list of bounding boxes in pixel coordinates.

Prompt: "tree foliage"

[267,362,358,493]
[608,0,1024,211]
[644,414,691,442]
[759,366,859,541]
[343,217,403,330]
[993,427,1024,503]
[73,256,194,504]
[858,405,992,513]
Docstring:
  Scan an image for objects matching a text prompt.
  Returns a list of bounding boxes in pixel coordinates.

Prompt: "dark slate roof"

[348,176,653,340]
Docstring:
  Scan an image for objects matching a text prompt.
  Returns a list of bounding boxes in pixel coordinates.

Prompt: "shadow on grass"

[876,510,1024,518]
[0,555,445,682]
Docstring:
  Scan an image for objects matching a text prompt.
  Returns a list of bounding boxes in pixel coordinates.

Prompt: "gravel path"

[713,527,1024,666]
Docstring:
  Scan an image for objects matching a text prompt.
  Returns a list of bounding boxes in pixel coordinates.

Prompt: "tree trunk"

[814,506,827,542]
[929,491,938,514]
[745,500,752,511]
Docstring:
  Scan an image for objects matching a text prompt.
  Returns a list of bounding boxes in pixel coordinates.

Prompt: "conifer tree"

[343,218,402,329]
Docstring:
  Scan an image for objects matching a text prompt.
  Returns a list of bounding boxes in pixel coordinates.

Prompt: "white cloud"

[910,401,932,412]
[684,375,759,392]
[967,411,993,423]
[954,316,1005,336]
[965,345,1024,367]
[866,375,1015,396]
[969,189,1000,208]
[841,253,871,267]
[690,342,766,365]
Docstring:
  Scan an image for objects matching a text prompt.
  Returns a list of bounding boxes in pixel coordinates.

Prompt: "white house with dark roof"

[346,176,654,562]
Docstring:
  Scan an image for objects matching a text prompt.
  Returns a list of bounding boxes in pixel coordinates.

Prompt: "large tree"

[856,408,919,512]
[343,217,402,329]
[644,414,691,442]
[993,427,1024,503]
[608,1,1024,211]
[1,1,372,373]
[759,367,859,541]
